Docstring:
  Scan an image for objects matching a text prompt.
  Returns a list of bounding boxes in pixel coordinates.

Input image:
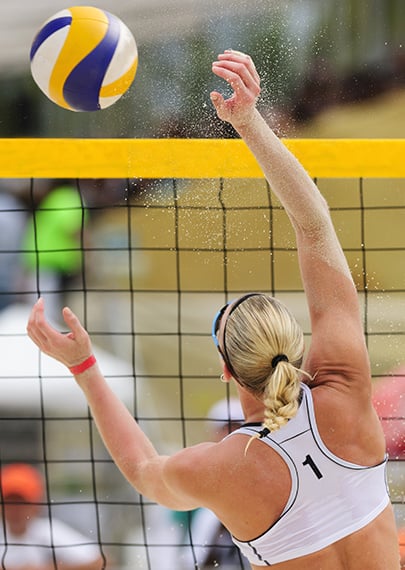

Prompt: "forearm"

[74,364,158,486]
[234,109,330,230]
[234,109,354,284]
[26,300,167,501]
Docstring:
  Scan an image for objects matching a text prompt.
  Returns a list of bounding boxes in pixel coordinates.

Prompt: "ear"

[222,363,233,382]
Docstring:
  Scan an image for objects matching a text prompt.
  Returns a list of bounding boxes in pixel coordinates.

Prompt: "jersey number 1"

[303,454,323,479]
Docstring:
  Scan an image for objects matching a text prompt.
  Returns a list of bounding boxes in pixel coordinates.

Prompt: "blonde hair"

[222,294,308,453]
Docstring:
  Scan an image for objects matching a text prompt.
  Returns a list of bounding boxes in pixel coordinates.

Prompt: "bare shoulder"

[164,434,293,538]
[162,437,244,507]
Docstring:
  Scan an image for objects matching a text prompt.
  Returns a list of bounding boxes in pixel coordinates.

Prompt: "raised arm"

[211,50,369,383]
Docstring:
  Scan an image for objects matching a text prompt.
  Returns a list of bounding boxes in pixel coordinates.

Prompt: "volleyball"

[30,6,138,112]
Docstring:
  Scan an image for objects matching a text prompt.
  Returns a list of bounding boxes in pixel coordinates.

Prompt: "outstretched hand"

[211,50,261,129]
[26,298,93,370]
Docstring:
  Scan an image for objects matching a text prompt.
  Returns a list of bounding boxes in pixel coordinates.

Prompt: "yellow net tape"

[0,138,404,178]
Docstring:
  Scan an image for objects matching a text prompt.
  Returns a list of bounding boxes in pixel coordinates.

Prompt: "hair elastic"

[258,427,270,438]
[271,354,288,368]
[69,355,96,375]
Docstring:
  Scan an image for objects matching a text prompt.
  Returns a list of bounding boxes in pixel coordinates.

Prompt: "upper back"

[228,384,390,565]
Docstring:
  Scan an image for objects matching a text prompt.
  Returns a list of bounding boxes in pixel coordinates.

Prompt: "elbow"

[288,190,331,235]
[292,207,332,238]
[120,455,167,501]
[120,458,148,491]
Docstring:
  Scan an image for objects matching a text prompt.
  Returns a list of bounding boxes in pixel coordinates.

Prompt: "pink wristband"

[69,355,96,375]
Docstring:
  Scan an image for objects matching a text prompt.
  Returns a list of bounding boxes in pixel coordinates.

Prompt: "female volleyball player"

[27,50,400,569]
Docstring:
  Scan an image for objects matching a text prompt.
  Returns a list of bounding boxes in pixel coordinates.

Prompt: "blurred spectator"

[0,463,104,569]
[0,191,27,311]
[372,371,405,567]
[21,182,86,321]
[290,56,338,124]
[372,371,405,460]
[339,65,393,103]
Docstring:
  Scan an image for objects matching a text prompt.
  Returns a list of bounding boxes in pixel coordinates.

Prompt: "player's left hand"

[210,50,261,129]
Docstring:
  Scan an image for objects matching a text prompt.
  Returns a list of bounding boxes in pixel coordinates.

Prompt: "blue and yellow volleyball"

[30,6,138,112]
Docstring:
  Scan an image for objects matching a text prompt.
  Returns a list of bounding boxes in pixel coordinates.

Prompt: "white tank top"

[229,383,390,565]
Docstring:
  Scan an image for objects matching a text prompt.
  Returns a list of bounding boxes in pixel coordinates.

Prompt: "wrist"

[68,355,96,376]
[231,108,262,135]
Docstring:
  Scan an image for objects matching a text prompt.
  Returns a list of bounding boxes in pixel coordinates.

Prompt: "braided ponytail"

[244,357,303,455]
[220,294,310,455]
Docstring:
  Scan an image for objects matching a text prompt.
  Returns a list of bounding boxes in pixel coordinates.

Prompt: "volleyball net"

[0,138,404,568]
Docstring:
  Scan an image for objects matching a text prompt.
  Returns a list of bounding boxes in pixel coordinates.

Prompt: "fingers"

[27,299,72,347]
[62,306,84,337]
[27,299,54,337]
[26,299,92,368]
[211,61,254,95]
[27,299,55,354]
[27,298,45,339]
[212,50,260,96]
[220,50,261,85]
[209,90,225,114]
